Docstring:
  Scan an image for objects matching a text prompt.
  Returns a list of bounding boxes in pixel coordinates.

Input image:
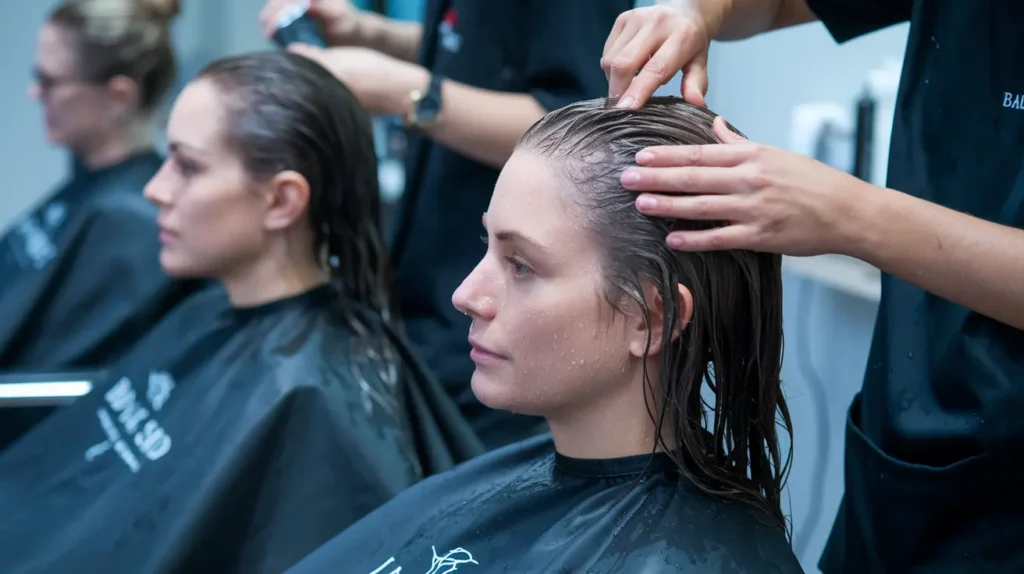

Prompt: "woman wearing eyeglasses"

[0,0,202,450]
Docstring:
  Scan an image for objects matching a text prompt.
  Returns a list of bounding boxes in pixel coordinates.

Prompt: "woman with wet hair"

[0,0,201,449]
[288,97,801,573]
[0,51,480,574]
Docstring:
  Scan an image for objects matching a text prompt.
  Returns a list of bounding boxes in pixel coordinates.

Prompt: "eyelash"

[174,156,198,177]
[480,235,534,279]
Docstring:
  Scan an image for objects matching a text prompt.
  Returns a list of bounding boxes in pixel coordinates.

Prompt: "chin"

[470,370,544,417]
[158,250,198,278]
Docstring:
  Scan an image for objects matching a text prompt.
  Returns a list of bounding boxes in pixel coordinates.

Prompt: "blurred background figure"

[260,0,632,450]
[0,0,203,452]
[0,51,479,574]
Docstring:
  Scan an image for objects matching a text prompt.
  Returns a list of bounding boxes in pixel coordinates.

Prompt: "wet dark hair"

[520,97,792,533]
[49,0,180,111]
[196,51,392,328]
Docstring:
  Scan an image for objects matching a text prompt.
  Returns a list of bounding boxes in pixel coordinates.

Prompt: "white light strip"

[0,381,92,399]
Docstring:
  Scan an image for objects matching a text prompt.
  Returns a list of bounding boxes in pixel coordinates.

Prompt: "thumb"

[712,116,746,143]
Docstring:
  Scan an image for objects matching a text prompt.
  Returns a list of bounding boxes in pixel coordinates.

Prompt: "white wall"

[0,1,64,229]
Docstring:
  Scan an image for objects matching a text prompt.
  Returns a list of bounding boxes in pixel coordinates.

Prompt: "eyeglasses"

[32,67,91,94]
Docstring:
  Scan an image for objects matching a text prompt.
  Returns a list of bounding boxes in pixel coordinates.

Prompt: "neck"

[222,241,328,308]
[76,119,153,170]
[547,360,674,460]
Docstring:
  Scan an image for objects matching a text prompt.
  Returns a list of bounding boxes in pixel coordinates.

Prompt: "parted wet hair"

[519,97,792,534]
[197,51,393,330]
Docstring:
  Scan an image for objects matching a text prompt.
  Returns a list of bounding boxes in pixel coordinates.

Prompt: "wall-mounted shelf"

[783,254,881,302]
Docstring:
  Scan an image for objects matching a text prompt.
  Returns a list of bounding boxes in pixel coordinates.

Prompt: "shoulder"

[647,485,802,573]
[805,0,913,43]
[390,433,553,500]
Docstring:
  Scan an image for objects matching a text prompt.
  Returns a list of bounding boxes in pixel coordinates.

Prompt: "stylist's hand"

[289,44,428,116]
[602,3,720,108]
[622,116,871,256]
[259,0,365,46]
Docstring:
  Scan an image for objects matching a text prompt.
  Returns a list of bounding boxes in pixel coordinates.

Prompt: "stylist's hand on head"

[623,116,872,256]
[288,44,428,117]
[602,2,721,108]
[260,0,364,46]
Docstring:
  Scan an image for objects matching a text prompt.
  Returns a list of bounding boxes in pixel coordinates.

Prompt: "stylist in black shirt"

[262,0,631,449]
[602,1,1024,572]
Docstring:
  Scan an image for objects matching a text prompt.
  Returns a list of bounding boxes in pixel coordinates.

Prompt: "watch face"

[418,94,441,122]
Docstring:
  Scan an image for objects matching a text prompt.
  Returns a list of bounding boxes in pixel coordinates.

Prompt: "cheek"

[507,283,631,404]
[170,183,263,274]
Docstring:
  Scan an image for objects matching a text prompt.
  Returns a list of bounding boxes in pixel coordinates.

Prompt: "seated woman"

[0,0,202,449]
[287,98,802,573]
[0,51,481,574]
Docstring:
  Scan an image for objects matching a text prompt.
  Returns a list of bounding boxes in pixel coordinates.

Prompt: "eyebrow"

[167,141,207,157]
[482,213,549,254]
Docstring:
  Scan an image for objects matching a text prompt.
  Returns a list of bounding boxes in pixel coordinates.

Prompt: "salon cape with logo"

[0,151,201,449]
[287,434,802,573]
[0,285,481,573]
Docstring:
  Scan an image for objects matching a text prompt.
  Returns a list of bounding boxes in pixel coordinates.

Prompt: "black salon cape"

[289,434,802,574]
[0,151,201,449]
[0,286,482,574]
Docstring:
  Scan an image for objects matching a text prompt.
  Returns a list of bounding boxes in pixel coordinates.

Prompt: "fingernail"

[667,235,685,248]
[621,169,641,185]
[616,95,635,109]
[636,151,654,165]
[636,195,657,210]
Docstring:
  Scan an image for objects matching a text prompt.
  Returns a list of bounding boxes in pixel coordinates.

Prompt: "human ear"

[264,170,311,231]
[627,282,694,358]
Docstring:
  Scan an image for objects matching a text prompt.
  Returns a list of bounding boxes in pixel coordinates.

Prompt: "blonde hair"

[49,0,180,110]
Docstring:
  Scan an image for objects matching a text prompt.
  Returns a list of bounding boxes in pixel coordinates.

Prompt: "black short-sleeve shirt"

[390,0,631,450]
[805,0,1024,571]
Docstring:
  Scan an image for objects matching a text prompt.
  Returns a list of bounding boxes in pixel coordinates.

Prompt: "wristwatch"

[406,74,444,130]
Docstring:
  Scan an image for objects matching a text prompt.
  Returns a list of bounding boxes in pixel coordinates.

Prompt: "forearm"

[708,0,818,40]
[417,80,548,169]
[360,12,422,63]
[846,185,1024,331]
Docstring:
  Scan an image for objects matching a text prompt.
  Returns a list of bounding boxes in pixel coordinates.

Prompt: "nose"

[452,258,497,321]
[143,161,173,207]
[28,81,41,101]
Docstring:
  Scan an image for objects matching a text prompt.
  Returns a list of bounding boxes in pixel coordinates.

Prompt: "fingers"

[680,51,708,107]
[617,38,684,109]
[666,224,756,251]
[633,143,758,169]
[603,20,644,99]
[713,116,747,143]
[259,0,293,37]
[288,43,322,59]
[259,0,281,37]
[636,193,750,221]
[624,165,749,195]
[602,11,630,61]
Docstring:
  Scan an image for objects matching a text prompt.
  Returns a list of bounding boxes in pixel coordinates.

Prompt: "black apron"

[287,435,802,573]
[821,2,1024,571]
[0,152,202,450]
[0,286,482,574]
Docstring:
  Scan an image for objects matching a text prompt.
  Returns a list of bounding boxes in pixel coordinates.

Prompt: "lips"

[157,222,177,243]
[468,336,509,365]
